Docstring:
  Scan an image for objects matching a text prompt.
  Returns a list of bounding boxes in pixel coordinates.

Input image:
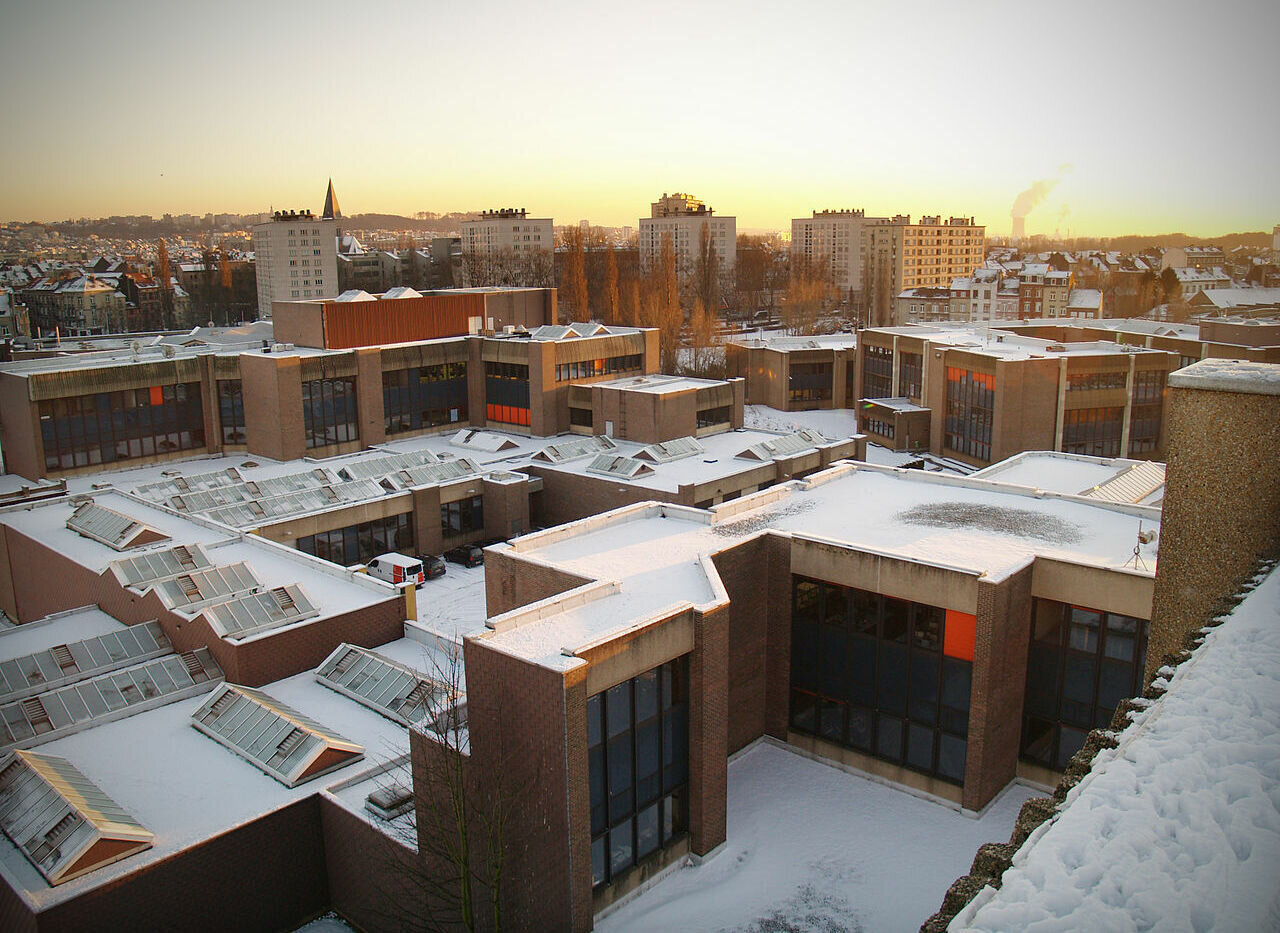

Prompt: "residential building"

[1160,245,1225,270]
[949,268,1003,323]
[790,209,884,304]
[1018,264,1073,318]
[893,287,953,325]
[639,193,736,275]
[460,208,553,261]
[864,215,986,327]
[1172,266,1231,298]
[251,208,339,318]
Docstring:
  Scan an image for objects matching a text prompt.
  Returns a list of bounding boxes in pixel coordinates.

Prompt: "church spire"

[322,178,341,220]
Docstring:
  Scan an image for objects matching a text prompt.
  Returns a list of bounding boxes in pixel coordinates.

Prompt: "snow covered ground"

[956,563,1280,932]
[598,742,1037,933]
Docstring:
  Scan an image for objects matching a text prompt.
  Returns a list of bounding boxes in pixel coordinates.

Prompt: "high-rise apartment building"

[864,215,986,326]
[251,205,339,319]
[639,192,736,274]
[460,208,553,259]
[790,209,884,304]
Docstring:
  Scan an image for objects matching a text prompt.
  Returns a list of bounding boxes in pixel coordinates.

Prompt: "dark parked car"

[423,555,447,579]
[443,545,483,568]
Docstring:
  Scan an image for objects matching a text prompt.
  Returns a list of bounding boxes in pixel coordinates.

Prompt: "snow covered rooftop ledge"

[1167,358,1280,395]
[924,555,1280,933]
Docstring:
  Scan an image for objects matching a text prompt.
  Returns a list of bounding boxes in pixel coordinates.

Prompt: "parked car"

[422,555,447,579]
[443,545,483,568]
[365,553,426,588]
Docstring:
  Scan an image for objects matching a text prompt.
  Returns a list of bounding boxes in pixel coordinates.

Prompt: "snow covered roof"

[972,452,1165,505]
[190,683,364,788]
[485,460,1161,668]
[1066,288,1102,310]
[1168,359,1280,396]
[380,286,421,300]
[333,290,376,303]
[956,562,1280,932]
[151,563,261,613]
[0,749,153,885]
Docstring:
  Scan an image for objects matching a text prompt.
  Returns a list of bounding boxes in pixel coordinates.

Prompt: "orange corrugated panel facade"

[321,294,484,349]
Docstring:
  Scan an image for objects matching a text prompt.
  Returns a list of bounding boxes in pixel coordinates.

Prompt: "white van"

[365,553,426,588]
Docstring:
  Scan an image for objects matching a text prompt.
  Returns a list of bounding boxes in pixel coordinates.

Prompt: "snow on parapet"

[1168,358,1280,395]
[956,562,1280,932]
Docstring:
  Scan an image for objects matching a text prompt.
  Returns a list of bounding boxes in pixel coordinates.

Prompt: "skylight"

[190,684,363,787]
[315,644,454,727]
[65,502,169,551]
[0,749,154,885]
[201,585,319,641]
[0,649,221,748]
[109,545,213,588]
[0,620,172,703]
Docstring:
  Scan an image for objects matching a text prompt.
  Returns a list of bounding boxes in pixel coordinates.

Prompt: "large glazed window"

[217,380,245,445]
[382,363,467,435]
[1021,601,1149,771]
[484,361,530,427]
[943,367,994,462]
[789,577,974,785]
[302,377,359,449]
[40,384,206,470]
[296,513,414,566]
[588,656,688,889]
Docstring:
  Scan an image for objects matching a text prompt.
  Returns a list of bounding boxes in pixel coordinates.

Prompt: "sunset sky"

[2,0,1276,237]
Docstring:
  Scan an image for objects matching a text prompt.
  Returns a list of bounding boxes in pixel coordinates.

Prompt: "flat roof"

[0,607,127,663]
[525,428,858,495]
[865,324,1169,361]
[484,461,1160,669]
[1168,359,1280,395]
[971,452,1166,504]
[593,373,728,394]
[0,621,442,909]
[0,491,391,627]
[726,334,858,352]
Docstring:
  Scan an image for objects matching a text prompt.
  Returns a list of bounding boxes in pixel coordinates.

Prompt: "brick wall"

[963,565,1034,811]
[1148,383,1280,679]
[24,797,328,933]
[688,604,729,856]
[483,547,593,618]
[521,465,682,528]
[709,537,772,753]
[320,796,427,933]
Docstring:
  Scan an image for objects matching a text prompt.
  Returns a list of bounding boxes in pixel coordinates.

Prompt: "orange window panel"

[149,385,163,406]
[944,609,977,661]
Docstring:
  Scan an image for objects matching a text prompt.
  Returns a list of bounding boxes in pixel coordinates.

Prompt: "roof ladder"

[50,645,78,675]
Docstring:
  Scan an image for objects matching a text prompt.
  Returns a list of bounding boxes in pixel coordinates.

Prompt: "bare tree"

[785,253,837,335]
[360,638,524,933]
[559,227,589,320]
[600,246,620,325]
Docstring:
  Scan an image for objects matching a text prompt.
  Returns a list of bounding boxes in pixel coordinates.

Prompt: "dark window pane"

[847,707,873,751]
[636,803,660,859]
[876,714,903,762]
[606,682,631,738]
[592,836,607,887]
[636,719,661,805]
[791,690,817,734]
[609,820,633,875]
[883,598,909,642]
[1058,726,1088,767]
[847,636,876,706]
[635,670,658,722]
[879,643,907,715]
[907,722,935,771]
[590,746,606,835]
[1097,660,1132,715]
[938,734,967,783]
[818,699,846,743]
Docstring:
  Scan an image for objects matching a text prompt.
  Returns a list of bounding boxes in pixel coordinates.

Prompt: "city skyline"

[2,0,1277,237]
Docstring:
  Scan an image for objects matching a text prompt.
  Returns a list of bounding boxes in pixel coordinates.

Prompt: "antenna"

[1126,522,1155,571]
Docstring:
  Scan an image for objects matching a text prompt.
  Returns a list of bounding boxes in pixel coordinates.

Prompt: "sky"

[1,0,1277,237]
